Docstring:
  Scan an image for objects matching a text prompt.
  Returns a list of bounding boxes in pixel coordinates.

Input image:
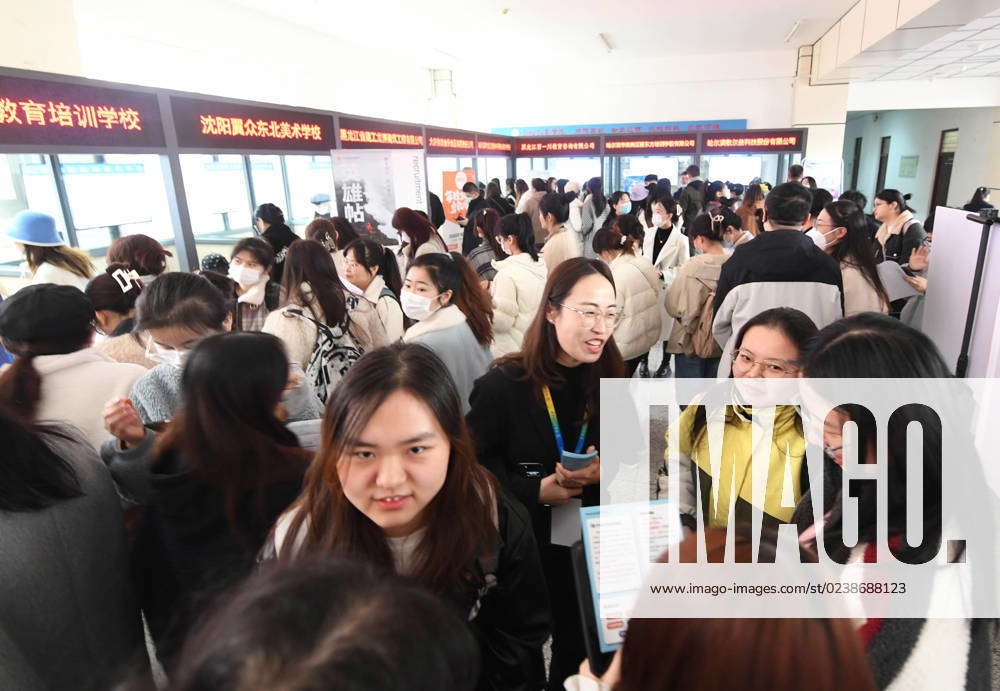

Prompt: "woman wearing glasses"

[656,307,818,531]
[467,257,624,690]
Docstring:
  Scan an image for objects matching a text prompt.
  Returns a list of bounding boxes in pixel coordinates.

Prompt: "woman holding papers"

[468,257,625,690]
[806,200,890,317]
[269,343,550,691]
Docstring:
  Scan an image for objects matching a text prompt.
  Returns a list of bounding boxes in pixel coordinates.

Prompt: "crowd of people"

[0,163,992,690]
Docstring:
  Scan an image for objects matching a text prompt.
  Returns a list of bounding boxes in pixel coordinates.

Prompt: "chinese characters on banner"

[0,76,164,147]
[0,97,142,131]
[332,150,427,249]
[199,114,323,141]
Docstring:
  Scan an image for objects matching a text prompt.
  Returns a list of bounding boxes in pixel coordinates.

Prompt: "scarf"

[876,210,913,249]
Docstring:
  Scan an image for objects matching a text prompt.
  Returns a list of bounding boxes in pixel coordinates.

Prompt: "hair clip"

[111,268,141,293]
[619,234,627,246]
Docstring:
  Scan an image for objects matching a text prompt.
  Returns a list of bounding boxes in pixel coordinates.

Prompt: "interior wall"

[452,49,798,132]
[842,107,994,218]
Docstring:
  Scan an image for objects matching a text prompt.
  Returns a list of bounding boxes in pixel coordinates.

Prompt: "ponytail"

[587,177,607,216]
[539,192,572,225]
[875,189,914,214]
[0,354,44,421]
[345,237,403,297]
[410,252,493,346]
[497,213,539,261]
[610,214,643,254]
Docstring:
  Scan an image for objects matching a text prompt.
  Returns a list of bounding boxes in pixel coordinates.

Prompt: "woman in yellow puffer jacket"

[655,307,818,529]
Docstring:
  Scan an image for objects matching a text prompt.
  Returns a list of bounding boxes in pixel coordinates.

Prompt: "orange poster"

[442,168,476,222]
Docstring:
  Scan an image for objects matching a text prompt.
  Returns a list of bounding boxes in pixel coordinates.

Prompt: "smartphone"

[516,462,544,480]
[144,420,169,432]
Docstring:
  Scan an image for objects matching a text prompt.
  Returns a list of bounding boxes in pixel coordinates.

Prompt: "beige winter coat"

[262,282,388,369]
[22,349,146,450]
[362,275,405,343]
[665,253,729,355]
[608,252,663,360]
[490,252,547,357]
[541,225,581,275]
[841,260,888,316]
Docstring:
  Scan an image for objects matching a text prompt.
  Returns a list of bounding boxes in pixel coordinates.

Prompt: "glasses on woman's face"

[731,348,801,377]
[554,302,624,330]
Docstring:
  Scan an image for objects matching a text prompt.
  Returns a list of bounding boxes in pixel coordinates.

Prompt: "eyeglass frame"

[550,301,624,329]
[730,348,802,377]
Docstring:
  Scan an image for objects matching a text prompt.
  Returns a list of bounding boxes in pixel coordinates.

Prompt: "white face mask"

[146,341,189,369]
[806,227,839,250]
[651,213,664,228]
[400,289,440,321]
[496,237,510,255]
[228,264,262,286]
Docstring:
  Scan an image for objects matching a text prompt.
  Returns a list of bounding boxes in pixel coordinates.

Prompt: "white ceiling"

[230,0,856,64]
[844,7,1000,81]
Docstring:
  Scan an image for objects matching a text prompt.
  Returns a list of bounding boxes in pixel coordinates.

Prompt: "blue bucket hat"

[5,211,64,247]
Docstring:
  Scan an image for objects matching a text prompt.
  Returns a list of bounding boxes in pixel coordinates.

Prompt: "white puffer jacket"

[490,252,548,357]
[609,252,663,361]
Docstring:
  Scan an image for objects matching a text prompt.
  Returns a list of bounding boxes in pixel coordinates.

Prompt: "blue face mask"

[620,201,632,214]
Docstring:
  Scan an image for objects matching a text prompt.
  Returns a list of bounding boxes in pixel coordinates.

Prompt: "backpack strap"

[379,286,399,304]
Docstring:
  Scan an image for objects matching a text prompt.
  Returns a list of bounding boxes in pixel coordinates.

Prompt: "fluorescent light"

[598,33,614,53]
[785,20,802,43]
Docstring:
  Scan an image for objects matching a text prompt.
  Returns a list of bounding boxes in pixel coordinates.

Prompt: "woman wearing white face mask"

[228,238,282,332]
[808,201,889,317]
[124,273,322,427]
[402,252,493,414]
[491,213,547,358]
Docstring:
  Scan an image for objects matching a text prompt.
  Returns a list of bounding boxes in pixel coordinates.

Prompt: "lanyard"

[542,386,588,454]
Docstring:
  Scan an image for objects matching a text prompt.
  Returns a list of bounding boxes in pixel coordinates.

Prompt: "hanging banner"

[0,74,164,147]
[332,150,426,248]
[440,168,476,251]
[171,96,334,151]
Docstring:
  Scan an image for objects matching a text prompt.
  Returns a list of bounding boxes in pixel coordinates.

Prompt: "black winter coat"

[132,448,307,666]
[463,491,552,691]
[467,363,600,545]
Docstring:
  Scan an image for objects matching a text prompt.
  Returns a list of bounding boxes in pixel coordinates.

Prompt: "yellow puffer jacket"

[660,403,806,528]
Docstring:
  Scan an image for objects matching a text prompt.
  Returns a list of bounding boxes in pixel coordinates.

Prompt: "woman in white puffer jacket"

[593,216,662,376]
[490,213,548,358]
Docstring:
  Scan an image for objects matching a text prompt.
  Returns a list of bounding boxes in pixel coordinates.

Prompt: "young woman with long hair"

[491,213,547,358]
[808,200,890,316]
[392,206,448,276]
[254,203,299,284]
[735,183,766,236]
[105,332,310,668]
[656,308,818,530]
[0,410,142,690]
[304,216,359,277]
[467,257,625,690]
[263,239,386,372]
[873,189,925,265]
[466,207,504,284]
[401,252,493,414]
[342,236,405,343]
[4,211,94,290]
[269,344,550,691]
[578,177,609,259]
[794,313,991,688]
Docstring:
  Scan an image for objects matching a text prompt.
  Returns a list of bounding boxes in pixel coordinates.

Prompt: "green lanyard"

[542,386,588,454]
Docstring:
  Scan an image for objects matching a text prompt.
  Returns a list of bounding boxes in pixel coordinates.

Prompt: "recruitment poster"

[332,150,427,247]
[440,168,476,251]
